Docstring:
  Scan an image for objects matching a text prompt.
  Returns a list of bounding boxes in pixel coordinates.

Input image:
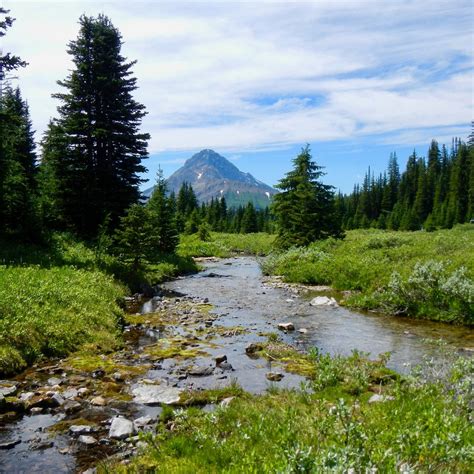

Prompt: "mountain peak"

[161,149,277,208]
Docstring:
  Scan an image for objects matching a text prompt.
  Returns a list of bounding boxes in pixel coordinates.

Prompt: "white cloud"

[2,0,472,154]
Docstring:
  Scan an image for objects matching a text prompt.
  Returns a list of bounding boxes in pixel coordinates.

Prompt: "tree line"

[1,8,473,262]
[336,136,474,231]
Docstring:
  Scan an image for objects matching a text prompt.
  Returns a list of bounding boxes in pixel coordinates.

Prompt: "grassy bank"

[262,225,474,324]
[0,233,197,376]
[105,345,473,473]
[178,232,275,258]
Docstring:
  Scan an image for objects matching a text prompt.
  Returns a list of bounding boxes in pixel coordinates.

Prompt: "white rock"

[132,383,182,405]
[109,416,135,439]
[78,435,98,445]
[368,394,395,404]
[70,425,93,435]
[298,328,308,334]
[310,296,338,307]
[277,322,295,331]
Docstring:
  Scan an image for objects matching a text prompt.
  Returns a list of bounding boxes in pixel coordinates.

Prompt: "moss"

[65,352,148,378]
[144,338,209,361]
[48,417,97,434]
[177,384,247,406]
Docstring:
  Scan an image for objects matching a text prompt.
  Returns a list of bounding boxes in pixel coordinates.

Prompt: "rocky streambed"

[1,256,472,473]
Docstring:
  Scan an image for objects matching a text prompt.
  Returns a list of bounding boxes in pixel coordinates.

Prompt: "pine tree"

[0,8,27,75]
[0,87,38,238]
[146,169,178,254]
[272,145,343,248]
[47,14,149,237]
[240,202,258,233]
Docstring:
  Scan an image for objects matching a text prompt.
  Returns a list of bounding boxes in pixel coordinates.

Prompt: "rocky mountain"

[144,149,277,208]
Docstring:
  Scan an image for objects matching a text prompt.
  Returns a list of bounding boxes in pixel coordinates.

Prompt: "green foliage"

[0,265,125,376]
[113,204,155,272]
[341,137,474,231]
[41,14,149,237]
[262,226,474,324]
[197,222,211,241]
[179,232,275,258]
[0,8,27,73]
[108,353,473,473]
[147,169,179,253]
[272,145,343,248]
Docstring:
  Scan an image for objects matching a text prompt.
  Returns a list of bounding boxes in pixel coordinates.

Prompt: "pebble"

[277,322,295,331]
[78,435,98,446]
[90,396,107,406]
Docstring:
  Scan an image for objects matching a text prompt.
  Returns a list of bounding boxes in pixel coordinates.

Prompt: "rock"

[59,447,70,455]
[77,388,89,397]
[0,439,21,449]
[78,435,98,446]
[298,328,308,334]
[92,369,106,379]
[0,383,17,397]
[368,394,395,404]
[63,400,82,414]
[132,384,182,405]
[309,296,338,307]
[285,299,294,303]
[461,347,474,353]
[112,372,125,382]
[220,396,235,408]
[47,377,63,386]
[188,366,214,377]
[245,343,263,354]
[109,416,135,440]
[277,322,295,331]
[82,468,97,474]
[90,396,107,406]
[214,354,227,365]
[133,415,154,429]
[266,372,284,382]
[51,393,65,407]
[30,407,43,415]
[62,388,79,399]
[70,425,93,435]
[218,361,234,371]
[19,391,35,402]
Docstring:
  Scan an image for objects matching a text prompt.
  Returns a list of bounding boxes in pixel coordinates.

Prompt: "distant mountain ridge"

[144,149,277,208]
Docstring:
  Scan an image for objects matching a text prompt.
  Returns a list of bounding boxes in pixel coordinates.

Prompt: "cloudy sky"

[3,0,473,191]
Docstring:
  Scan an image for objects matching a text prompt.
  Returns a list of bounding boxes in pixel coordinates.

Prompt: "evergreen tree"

[46,14,149,237]
[0,8,27,75]
[272,145,343,248]
[240,202,258,233]
[113,204,154,272]
[146,169,178,254]
[0,87,38,238]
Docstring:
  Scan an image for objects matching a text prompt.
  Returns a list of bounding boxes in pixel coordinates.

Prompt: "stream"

[0,257,472,473]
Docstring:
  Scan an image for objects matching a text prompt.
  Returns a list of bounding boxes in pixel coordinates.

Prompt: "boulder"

[69,425,93,435]
[245,343,263,355]
[187,366,214,377]
[90,396,107,406]
[47,377,63,386]
[109,416,135,440]
[310,296,338,307]
[132,383,182,405]
[0,383,17,397]
[266,372,284,382]
[277,322,295,331]
[214,354,227,365]
[78,435,98,446]
[63,400,82,414]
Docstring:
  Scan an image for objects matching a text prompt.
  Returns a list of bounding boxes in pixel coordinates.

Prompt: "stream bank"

[1,257,472,473]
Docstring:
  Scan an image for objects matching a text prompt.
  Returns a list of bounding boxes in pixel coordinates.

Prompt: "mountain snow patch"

[265,192,270,198]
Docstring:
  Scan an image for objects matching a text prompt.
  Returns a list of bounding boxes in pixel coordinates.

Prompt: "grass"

[178,232,275,258]
[262,225,474,324]
[104,349,473,473]
[0,232,197,376]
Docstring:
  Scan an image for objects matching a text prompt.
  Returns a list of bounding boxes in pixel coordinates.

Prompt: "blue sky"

[4,0,473,193]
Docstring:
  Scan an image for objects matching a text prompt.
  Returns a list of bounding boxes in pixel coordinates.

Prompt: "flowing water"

[164,257,473,373]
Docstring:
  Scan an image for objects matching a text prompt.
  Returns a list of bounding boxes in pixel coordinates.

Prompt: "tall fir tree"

[44,14,149,237]
[146,169,179,254]
[272,145,343,248]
